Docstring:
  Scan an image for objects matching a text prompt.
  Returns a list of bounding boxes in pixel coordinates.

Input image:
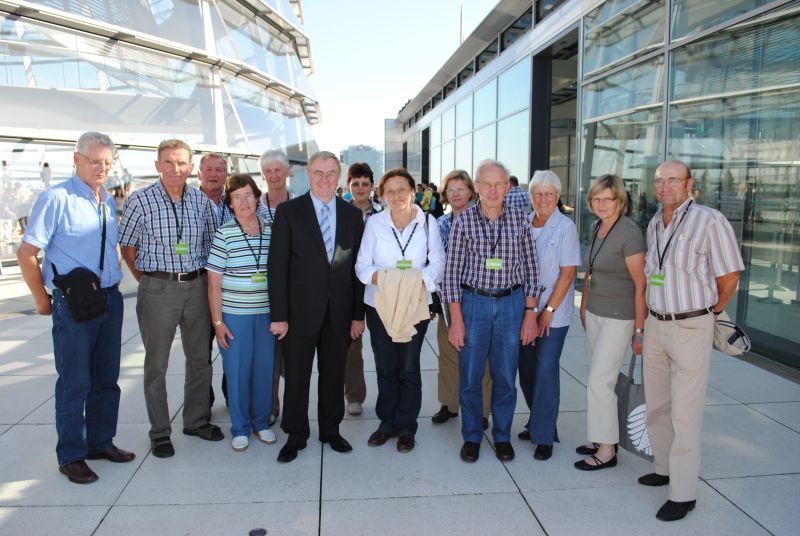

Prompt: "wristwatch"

[525,306,539,313]
[634,327,644,334]
[544,304,555,313]
[213,319,223,327]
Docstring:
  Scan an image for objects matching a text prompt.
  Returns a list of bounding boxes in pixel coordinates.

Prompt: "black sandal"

[574,453,617,471]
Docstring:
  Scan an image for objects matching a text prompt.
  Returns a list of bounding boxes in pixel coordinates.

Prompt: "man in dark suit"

[268,151,366,463]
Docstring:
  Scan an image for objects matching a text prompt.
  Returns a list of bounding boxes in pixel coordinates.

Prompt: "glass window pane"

[583,56,664,122]
[442,107,456,142]
[456,95,473,136]
[430,145,442,186]
[672,0,770,40]
[497,110,530,182]
[474,78,497,128]
[473,123,496,169]
[455,134,473,177]
[430,116,441,147]
[583,0,665,78]
[442,140,455,178]
[498,56,531,117]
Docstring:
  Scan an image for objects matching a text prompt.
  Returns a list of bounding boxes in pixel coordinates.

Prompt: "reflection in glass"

[473,123,496,169]
[583,56,664,122]
[583,0,664,77]
[497,110,530,182]
[498,56,531,117]
[473,79,497,128]
[671,0,770,40]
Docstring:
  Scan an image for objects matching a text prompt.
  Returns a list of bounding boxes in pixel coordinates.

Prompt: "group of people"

[18,130,743,523]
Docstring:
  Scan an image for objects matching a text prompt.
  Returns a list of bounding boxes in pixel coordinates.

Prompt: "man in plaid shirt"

[442,159,541,463]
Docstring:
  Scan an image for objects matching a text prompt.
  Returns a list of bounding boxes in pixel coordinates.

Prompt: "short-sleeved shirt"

[530,210,581,328]
[118,181,215,273]
[645,197,744,313]
[583,215,645,320]
[437,212,455,252]
[23,174,122,290]
[206,218,271,314]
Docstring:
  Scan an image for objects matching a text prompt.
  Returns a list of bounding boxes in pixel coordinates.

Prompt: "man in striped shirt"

[640,160,744,521]
[119,139,222,459]
[442,159,540,464]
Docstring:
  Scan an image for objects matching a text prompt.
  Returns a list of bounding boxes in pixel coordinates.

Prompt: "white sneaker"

[231,435,249,451]
[257,429,276,444]
[347,402,362,416]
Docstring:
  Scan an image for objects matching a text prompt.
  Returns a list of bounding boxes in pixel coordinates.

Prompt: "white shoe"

[347,402,362,416]
[231,435,249,451]
[257,429,276,444]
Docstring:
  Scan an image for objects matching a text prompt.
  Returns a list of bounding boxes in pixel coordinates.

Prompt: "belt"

[144,269,206,283]
[649,308,711,321]
[460,283,522,298]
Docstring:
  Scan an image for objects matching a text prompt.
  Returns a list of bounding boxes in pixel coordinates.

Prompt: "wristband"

[634,328,644,334]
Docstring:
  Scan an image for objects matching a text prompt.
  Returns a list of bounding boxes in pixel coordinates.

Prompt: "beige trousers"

[585,311,634,444]
[643,313,714,502]
[436,316,491,417]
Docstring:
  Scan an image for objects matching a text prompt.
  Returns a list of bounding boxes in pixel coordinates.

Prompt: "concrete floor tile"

[524,481,769,536]
[709,361,800,403]
[701,404,800,478]
[708,474,800,536]
[0,376,55,424]
[0,506,108,535]
[748,402,800,433]
[0,340,56,376]
[322,418,518,500]
[95,502,318,536]
[321,492,543,536]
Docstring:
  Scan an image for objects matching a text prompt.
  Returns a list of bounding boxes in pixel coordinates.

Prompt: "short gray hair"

[76,131,115,154]
[259,150,290,171]
[308,151,341,172]
[529,170,562,196]
[474,159,509,182]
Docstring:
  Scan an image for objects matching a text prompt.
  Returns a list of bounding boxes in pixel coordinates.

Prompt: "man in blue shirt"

[17,131,134,484]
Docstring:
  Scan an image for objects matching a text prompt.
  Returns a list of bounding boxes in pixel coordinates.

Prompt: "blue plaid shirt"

[505,186,531,212]
[437,212,455,252]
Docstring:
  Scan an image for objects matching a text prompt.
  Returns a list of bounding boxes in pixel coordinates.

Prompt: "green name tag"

[485,258,503,270]
[396,260,412,270]
[174,242,189,255]
[650,273,665,287]
[251,272,267,283]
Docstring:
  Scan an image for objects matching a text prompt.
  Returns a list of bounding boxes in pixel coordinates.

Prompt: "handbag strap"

[423,212,431,267]
[51,200,107,278]
[628,352,643,382]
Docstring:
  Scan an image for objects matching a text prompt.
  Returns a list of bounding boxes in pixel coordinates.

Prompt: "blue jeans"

[459,288,524,443]
[52,286,123,465]
[518,325,569,445]
[219,312,275,437]
[365,306,428,436]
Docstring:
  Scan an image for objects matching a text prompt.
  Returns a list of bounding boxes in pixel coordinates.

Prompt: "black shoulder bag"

[423,213,444,319]
[52,205,108,322]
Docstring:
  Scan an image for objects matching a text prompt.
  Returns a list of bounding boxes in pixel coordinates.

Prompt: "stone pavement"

[0,272,799,535]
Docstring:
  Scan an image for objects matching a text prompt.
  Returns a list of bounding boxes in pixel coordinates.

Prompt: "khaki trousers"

[643,313,714,502]
[344,337,367,404]
[585,311,634,444]
[436,316,491,417]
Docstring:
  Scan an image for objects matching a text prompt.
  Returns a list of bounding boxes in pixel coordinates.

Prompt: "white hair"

[474,159,510,182]
[529,169,562,196]
[75,131,115,154]
[259,150,290,171]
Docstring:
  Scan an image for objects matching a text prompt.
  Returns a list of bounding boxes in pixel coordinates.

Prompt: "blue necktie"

[321,204,333,264]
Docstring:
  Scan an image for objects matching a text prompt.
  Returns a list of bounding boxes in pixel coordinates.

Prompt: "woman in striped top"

[206,174,276,452]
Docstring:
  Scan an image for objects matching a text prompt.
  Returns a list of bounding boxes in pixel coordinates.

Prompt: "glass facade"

[0,0,318,191]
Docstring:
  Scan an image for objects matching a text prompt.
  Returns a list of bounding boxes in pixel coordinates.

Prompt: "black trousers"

[280,305,349,442]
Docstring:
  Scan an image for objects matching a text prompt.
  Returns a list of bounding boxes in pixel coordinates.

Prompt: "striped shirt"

[206,218,271,314]
[118,181,215,272]
[645,197,744,313]
[256,190,295,226]
[442,203,541,303]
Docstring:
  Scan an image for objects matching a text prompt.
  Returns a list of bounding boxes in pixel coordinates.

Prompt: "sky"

[300,0,495,156]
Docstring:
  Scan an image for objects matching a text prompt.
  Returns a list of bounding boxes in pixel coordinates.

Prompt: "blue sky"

[301,0,494,155]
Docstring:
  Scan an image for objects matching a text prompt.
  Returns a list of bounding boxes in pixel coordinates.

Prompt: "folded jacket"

[375,268,430,342]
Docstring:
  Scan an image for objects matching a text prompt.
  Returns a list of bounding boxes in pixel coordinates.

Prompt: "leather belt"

[460,283,522,298]
[144,269,206,283]
[649,308,711,321]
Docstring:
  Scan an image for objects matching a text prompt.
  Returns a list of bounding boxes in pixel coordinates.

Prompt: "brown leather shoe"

[367,429,395,447]
[396,435,415,453]
[59,460,98,484]
[87,445,136,463]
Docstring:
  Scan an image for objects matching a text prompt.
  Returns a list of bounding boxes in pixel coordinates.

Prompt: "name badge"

[650,273,665,287]
[175,242,189,255]
[251,272,267,284]
[396,260,412,270]
[485,258,503,270]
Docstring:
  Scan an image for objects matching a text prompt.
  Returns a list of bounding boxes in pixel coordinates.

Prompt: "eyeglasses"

[590,197,616,205]
[532,192,556,199]
[445,187,470,195]
[230,191,256,203]
[349,181,371,188]
[478,182,507,191]
[654,177,688,187]
[78,153,114,169]
[311,170,339,181]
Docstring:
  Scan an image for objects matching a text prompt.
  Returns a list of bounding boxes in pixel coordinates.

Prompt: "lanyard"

[656,200,693,271]
[587,215,621,276]
[391,222,419,259]
[264,190,289,225]
[235,218,264,271]
[161,183,186,242]
[478,203,505,256]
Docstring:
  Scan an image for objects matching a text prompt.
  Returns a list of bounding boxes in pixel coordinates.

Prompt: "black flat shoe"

[320,434,352,453]
[495,441,515,461]
[534,444,553,460]
[460,441,480,462]
[431,406,458,424]
[574,453,617,471]
[277,440,307,463]
[518,429,531,441]
[639,473,670,486]
[576,443,618,455]
[656,500,696,521]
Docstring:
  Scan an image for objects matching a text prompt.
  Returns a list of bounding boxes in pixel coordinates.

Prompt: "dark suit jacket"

[268,192,365,337]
